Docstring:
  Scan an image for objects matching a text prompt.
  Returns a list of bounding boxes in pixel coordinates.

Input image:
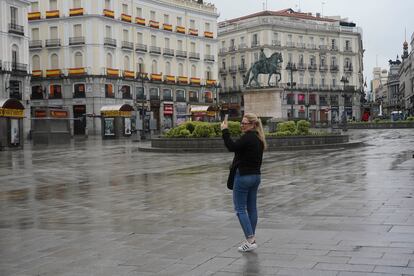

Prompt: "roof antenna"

[298,0,301,12]
[321,1,326,17]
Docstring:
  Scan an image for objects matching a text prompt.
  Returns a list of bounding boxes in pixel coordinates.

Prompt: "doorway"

[73,105,86,135]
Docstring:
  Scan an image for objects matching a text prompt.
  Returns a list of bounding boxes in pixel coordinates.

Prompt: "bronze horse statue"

[244,52,283,87]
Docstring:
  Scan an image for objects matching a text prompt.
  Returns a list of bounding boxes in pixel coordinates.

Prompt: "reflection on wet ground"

[0,129,413,275]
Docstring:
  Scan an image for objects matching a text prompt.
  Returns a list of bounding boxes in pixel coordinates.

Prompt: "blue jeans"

[233,170,261,239]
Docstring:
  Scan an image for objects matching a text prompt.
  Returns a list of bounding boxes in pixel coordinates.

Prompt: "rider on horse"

[259,48,268,72]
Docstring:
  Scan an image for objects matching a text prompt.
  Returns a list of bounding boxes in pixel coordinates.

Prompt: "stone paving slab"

[0,129,413,275]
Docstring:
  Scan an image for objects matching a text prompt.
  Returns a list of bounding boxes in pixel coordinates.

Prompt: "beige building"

[28,0,218,135]
[0,0,31,132]
[399,34,414,116]
[371,67,388,101]
[218,9,364,122]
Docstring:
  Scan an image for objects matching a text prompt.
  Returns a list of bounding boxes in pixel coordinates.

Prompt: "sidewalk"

[0,129,413,275]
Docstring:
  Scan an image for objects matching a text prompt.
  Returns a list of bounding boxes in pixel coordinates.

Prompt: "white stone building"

[218,9,364,122]
[399,33,414,116]
[0,0,31,132]
[28,0,218,135]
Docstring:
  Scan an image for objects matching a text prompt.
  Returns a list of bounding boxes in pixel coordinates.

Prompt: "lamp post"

[137,71,146,140]
[304,89,311,121]
[214,82,222,121]
[340,75,349,130]
[286,62,297,120]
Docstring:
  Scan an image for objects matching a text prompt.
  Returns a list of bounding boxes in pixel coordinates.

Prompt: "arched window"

[191,65,196,77]
[12,45,19,65]
[178,63,183,76]
[124,55,130,70]
[151,60,158,73]
[32,55,40,70]
[165,61,171,75]
[137,58,144,72]
[51,53,59,69]
[74,52,83,67]
[106,53,113,68]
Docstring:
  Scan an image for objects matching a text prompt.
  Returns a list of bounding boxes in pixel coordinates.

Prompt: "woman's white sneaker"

[238,241,257,252]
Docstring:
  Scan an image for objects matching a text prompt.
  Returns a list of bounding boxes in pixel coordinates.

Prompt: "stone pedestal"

[243,87,284,118]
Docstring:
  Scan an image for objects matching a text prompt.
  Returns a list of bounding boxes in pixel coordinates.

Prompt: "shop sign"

[0,108,24,118]
[101,110,132,117]
[164,104,173,115]
[34,110,47,117]
[51,110,68,118]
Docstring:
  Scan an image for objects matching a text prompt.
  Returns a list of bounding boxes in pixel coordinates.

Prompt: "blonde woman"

[221,113,266,252]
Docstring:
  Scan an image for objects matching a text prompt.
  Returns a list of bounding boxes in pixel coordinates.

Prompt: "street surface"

[0,129,413,275]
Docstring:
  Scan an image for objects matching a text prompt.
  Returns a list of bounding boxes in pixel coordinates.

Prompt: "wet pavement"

[0,129,413,276]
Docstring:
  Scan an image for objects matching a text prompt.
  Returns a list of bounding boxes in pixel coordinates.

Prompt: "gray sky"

[208,0,414,89]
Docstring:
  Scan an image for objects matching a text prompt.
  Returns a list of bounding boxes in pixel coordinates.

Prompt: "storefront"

[190,105,217,122]
[0,99,25,149]
[100,104,133,139]
[31,106,71,145]
[163,103,174,130]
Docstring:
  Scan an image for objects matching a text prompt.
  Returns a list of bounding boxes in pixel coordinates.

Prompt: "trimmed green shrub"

[276,121,296,134]
[192,123,215,138]
[296,120,311,135]
[407,116,414,121]
[178,129,191,137]
[228,121,242,136]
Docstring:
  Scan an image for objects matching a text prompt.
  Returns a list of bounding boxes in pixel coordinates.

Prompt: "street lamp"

[340,75,349,130]
[286,62,297,120]
[137,71,146,140]
[214,82,222,121]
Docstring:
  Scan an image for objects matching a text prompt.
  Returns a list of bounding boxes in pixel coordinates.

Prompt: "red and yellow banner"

[32,70,42,78]
[69,8,84,16]
[178,76,188,84]
[101,110,131,117]
[189,28,198,36]
[46,10,60,18]
[151,73,162,81]
[46,69,61,77]
[103,9,114,18]
[68,68,85,75]
[206,79,217,86]
[28,12,41,20]
[204,31,214,38]
[121,13,131,22]
[107,68,119,77]
[0,108,24,118]
[135,17,145,25]
[190,78,201,86]
[163,23,173,31]
[149,20,159,28]
[176,26,186,34]
[123,70,135,78]
[165,75,176,83]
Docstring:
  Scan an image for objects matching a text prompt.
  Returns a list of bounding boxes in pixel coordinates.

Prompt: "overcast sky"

[208,0,414,89]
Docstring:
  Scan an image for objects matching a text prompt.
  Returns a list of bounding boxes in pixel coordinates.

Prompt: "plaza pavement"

[0,129,413,276]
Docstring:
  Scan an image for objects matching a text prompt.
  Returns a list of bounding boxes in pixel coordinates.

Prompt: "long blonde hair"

[244,113,267,150]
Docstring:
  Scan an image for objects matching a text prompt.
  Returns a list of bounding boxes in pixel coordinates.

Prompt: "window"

[206,44,211,55]
[321,78,325,87]
[176,89,185,101]
[319,95,327,105]
[10,6,18,25]
[105,26,111,38]
[49,0,57,10]
[105,0,111,10]
[137,58,144,72]
[164,14,169,24]
[287,93,295,105]
[136,87,145,100]
[204,91,213,103]
[105,84,114,98]
[189,90,198,101]
[178,63,183,76]
[123,29,129,41]
[73,0,81,8]
[31,85,43,99]
[31,2,39,12]
[32,28,39,40]
[309,94,316,105]
[49,84,62,99]
[298,94,305,104]
[150,11,156,20]
[190,42,196,52]
[177,40,183,50]
[232,76,236,88]
[177,17,182,26]
[191,65,196,77]
[163,89,172,101]
[288,53,292,63]
[73,24,82,37]
[252,34,258,46]
[150,87,159,100]
[190,19,195,29]
[121,85,131,99]
[331,39,336,49]
[74,52,82,67]
[221,60,226,69]
[331,56,337,66]
[73,83,85,98]
[345,40,351,50]
[205,67,211,80]
[51,53,59,68]
[122,4,128,14]
[137,32,143,44]
[151,60,157,73]
[136,7,142,17]
[106,53,112,68]
[164,37,170,48]
[124,56,130,70]
[332,78,336,87]
[310,77,315,87]
[165,61,171,75]
[32,55,40,70]
[205,22,210,32]
[151,35,156,46]
[330,95,338,105]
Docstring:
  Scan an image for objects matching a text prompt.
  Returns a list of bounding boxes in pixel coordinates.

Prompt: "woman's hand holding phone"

[221,114,228,130]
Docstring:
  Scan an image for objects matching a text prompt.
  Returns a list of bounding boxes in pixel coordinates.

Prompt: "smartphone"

[224,114,229,122]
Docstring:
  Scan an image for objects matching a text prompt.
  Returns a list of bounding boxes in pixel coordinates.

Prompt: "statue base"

[243,87,284,119]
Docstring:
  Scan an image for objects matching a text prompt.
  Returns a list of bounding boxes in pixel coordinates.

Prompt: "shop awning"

[0,98,24,118]
[190,105,218,113]
[100,104,133,117]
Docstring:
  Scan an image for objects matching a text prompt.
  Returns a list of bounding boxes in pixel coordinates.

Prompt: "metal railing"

[176,50,187,58]
[69,36,85,45]
[8,23,24,35]
[121,41,134,50]
[228,66,237,74]
[45,39,61,47]
[135,43,147,52]
[204,54,215,62]
[189,52,200,60]
[149,46,161,54]
[29,40,42,48]
[163,48,174,56]
[104,37,116,47]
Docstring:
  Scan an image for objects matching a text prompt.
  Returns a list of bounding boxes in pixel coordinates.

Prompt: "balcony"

[204,54,215,62]
[177,76,188,85]
[272,40,281,46]
[307,44,317,50]
[219,68,227,75]
[204,31,213,38]
[164,75,176,84]
[28,12,41,20]
[46,69,62,77]
[106,68,119,77]
[121,13,132,22]
[163,23,173,31]
[331,46,339,51]
[297,63,306,71]
[251,41,260,48]
[238,64,247,72]
[176,96,186,102]
[29,40,42,49]
[163,48,174,57]
[189,52,200,60]
[344,66,353,72]
[206,79,216,87]
[176,26,185,34]
[228,45,236,52]
[286,42,295,48]
[70,8,84,16]
[176,50,187,58]
[344,47,353,53]
[219,48,227,54]
[190,77,201,86]
[69,36,85,46]
[121,41,134,50]
[104,37,116,47]
[123,70,135,79]
[68,67,86,76]
[32,70,42,78]
[135,17,145,25]
[103,9,114,18]
[319,65,328,72]
[11,63,28,73]
[297,42,306,49]
[45,39,61,47]
[239,43,248,49]
[228,66,237,74]
[149,20,159,29]
[149,46,161,55]
[188,28,198,36]
[46,10,60,18]
[319,45,328,51]
[330,65,339,72]
[135,43,147,52]
[308,64,317,71]
[8,23,24,36]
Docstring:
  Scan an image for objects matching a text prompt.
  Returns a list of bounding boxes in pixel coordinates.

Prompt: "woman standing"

[221,113,266,252]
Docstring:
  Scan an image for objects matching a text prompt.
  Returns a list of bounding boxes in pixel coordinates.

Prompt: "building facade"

[0,0,31,132]
[218,9,364,123]
[28,0,218,135]
[399,33,414,116]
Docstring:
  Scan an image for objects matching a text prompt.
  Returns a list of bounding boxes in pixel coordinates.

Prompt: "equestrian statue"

[244,49,283,87]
